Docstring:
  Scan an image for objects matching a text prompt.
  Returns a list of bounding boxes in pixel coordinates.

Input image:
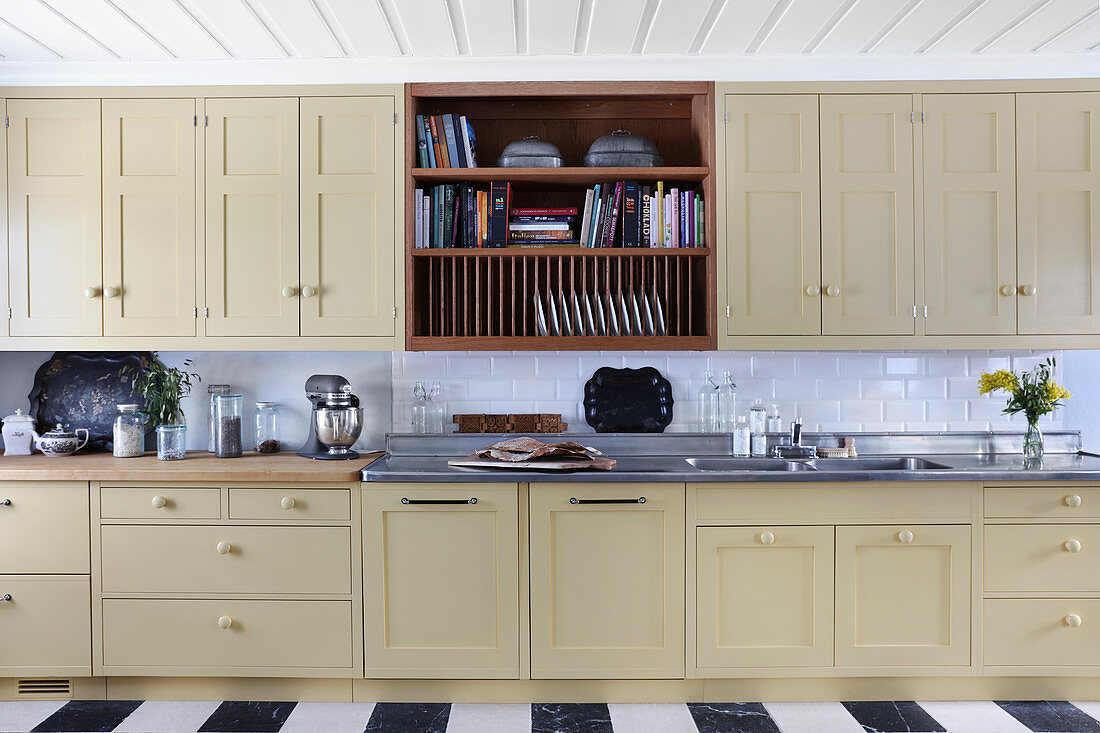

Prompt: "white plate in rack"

[547,291,560,336]
[651,286,667,337]
[605,291,620,336]
[618,292,632,336]
[534,291,548,337]
[593,291,607,336]
[631,292,646,335]
[558,290,573,336]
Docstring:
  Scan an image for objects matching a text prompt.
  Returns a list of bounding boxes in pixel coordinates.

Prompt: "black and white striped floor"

[3,700,1100,733]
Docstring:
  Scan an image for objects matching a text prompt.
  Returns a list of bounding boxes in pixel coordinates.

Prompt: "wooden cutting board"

[447,454,616,471]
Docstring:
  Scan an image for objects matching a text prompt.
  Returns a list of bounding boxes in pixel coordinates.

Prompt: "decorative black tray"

[583,366,674,433]
[28,352,153,452]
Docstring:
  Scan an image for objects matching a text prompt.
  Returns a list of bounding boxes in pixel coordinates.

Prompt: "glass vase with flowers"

[979,358,1070,462]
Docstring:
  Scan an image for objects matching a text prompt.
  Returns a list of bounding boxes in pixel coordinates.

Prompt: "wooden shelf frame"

[404,81,717,351]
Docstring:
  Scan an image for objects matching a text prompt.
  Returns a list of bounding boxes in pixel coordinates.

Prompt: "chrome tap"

[771,417,816,459]
[791,418,803,446]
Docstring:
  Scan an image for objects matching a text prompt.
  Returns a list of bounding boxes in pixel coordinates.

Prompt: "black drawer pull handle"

[401,497,477,505]
[0,594,11,602]
[0,499,10,506]
[570,497,646,504]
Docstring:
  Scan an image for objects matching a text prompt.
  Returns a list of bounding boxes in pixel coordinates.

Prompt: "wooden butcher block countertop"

[0,451,383,482]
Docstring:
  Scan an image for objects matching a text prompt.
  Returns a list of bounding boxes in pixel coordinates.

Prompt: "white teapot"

[34,423,89,457]
[1,409,38,456]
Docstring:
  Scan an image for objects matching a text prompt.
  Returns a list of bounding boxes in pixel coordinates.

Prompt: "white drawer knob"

[1065,614,1083,627]
[804,284,820,297]
[1065,494,1083,507]
[84,287,100,299]
[301,285,316,298]
[1020,284,1038,296]
[218,616,233,629]
[151,495,167,509]
[281,496,296,510]
[216,541,232,555]
[104,286,120,299]
[825,285,841,297]
[897,529,915,544]
[282,285,297,299]
[1000,284,1016,297]
[1065,539,1082,553]
[759,531,775,545]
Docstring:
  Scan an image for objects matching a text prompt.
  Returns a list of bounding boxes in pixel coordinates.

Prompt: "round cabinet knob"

[217,616,233,629]
[1065,614,1083,627]
[216,541,232,555]
[1000,284,1016,297]
[0,499,10,506]
[804,285,820,297]
[0,594,11,602]
[103,287,120,299]
[897,529,915,544]
[1020,284,1038,296]
[280,496,296,510]
[825,285,841,297]
[151,495,167,509]
[1065,494,1083,508]
[301,285,316,299]
[759,531,776,545]
[1065,539,1083,553]
[84,287,100,299]
[281,285,297,299]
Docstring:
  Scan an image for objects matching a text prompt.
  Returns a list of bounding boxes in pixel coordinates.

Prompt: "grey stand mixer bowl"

[298,374,364,460]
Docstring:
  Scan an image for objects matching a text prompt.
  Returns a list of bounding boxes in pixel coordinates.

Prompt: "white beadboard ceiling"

[0,0,1099,84]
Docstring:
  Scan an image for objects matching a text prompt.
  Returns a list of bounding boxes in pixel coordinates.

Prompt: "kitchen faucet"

[771,417,817,459]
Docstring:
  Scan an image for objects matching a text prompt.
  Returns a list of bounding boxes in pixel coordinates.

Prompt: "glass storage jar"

[207,384,231,452]
[112,404,146,458]
[156,424,187,461]
[254,402,280,453]
[213,394,243,458]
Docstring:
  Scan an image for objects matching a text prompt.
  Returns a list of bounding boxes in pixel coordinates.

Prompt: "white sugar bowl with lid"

[1,409,38,456]
[34,423,89,457]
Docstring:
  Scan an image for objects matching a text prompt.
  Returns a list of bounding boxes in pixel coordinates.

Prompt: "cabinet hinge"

[392,113,397,125]
[913,305,918,317]
[204,115,209,127]
[725,305,731,318]
[193,306,198,318]
[203,307,209,318]
[193,115,197,127]
[392,306,397,318]
[910,112,915,124]
[6,307,11,319]
[924,305,929,318]
[921,111,926,123]
[4,116,8,128]
[723,112,728,124]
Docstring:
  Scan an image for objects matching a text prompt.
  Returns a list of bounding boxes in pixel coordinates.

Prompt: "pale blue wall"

[1063,350,1100,452]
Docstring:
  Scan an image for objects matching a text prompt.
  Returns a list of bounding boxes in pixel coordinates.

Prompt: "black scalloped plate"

[583,366,674,433]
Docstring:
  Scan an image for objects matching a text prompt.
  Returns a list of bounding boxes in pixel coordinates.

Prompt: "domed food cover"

[583,130,664,167]
[496,136,565,167]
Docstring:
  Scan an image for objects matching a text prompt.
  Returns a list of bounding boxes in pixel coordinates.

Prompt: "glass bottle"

[718,370,737,432]
[411,382,428,434]
[213,394,243,458]
[112,404,146,458]
[733,416,751,456]
[254,402,281,453]
[207,384,231,453]
[751,425,767,456]
[698,371,720,433]
[767,404,783,433]
[749,399,767,435]
[427,381,445,434]
[156,424,187,461]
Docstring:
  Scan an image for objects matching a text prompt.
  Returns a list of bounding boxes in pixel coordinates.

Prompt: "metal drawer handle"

[0,499,10,506]
[401,498,477,505]
[570,497,646,504]
[0,594,11,602]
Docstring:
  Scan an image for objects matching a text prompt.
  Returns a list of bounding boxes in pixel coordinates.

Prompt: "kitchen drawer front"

[100,525,352,595]
[985,524,1100,592]
[101,598,354,671]
[984,598,1100,667]
[0,575,91,673]
[228,487,350,521]
[693,482,971,524]
[985,486,1100,519]
[0,482,89,574]
[100,487,221,520]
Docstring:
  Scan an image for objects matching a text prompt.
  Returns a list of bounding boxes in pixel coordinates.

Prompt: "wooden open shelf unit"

[404,81,716,351]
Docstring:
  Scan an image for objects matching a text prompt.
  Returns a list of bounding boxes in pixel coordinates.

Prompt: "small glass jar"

[156,424,187,461]
[213,394,243,458]
[112,404,145,458]
[207,384,231,453]
[254,402,281,453]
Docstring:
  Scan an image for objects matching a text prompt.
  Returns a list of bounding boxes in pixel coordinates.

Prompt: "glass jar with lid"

[254,402,280,453]
[113,404,145,458]
[213,394,243,458]
[156,424,187,461]
[207,384,231,452]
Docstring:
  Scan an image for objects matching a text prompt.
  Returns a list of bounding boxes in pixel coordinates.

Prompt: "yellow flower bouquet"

[979,357,1070,459]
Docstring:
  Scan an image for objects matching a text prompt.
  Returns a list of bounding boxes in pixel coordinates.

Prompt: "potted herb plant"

[979,357,1070,460]
[119,354,201,460]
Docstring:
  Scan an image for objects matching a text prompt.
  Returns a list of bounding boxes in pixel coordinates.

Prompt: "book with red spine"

[603,182,624,248]
[510,208,578,216]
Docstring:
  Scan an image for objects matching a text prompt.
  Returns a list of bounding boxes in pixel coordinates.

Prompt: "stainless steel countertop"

[361,431,1100,483]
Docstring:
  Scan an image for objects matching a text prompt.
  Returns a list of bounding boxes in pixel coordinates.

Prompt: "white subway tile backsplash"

[927,400,968,422]
[797,355,841,378]
[775,378,818,401]
[967,355,1011,375]
[841,399,884,423]
[862,379,905,400]
[447,355,492,377]
[490,355,537,377]
[905,378,948,399]
[840,355,884,377]
[926,354,968,376]
[885,400,926,423]
[885,356,924,376]
[752,355,798,378]
[468,378,510,400]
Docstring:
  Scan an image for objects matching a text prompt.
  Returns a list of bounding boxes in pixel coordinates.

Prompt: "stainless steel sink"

[686,457,816,472]
[806,457,952,471]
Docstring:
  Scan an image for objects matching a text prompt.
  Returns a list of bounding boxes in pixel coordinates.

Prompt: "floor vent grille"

[15,679,73,698]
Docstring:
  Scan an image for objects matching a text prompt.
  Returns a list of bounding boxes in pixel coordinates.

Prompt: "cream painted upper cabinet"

[300,97,396,337]
[7,99,102,337]
[725,95,821,336]
[1016,92,1100,335]
[205,98,300,337]
[102,99,197,337]
[820,95,916,336]
[923,94,1017,335]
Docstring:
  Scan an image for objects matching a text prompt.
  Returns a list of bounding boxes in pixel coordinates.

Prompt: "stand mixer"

[297,374,364,460]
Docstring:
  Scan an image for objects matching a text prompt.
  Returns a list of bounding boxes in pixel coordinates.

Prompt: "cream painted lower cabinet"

[361,484,520,679]
[529,483,685,679]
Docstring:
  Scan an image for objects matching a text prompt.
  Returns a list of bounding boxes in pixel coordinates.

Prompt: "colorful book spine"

[488,182,511,248]
[465,118,479,167]
[604,182,623,248]
[422,116,436,168]
[447,114,466,168]
[640,186,651,248]
[414,188,424,248]
[686,190,695,247]
[587,185,602,248]
[510,222,572,231]
[511,207,578,216]
[509,230,576,239]
[578,188,594,251]
[414,116,429,168]
[622,181,639,247]
[698,198,705,247]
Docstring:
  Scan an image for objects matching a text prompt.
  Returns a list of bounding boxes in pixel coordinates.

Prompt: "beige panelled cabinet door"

[7,99,102,336]
[300,97,395,336]
[835,524,970,667]
[725,95,821,335]
[362,485,519,679]
[529,484,684,679]
[1017,92,1100,334]
[696,526,834,671]
[102,99,197,337]
[205,98,299,337]
[923,94,1017,335]
[820,95,916,335]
